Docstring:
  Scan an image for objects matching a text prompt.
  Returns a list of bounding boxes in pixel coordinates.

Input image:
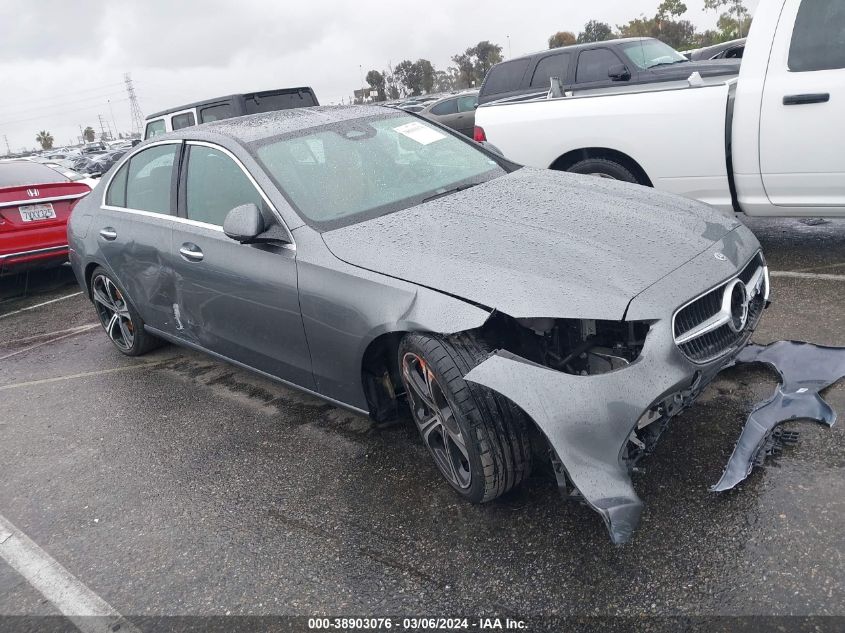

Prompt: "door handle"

[179,243,204,262]
[783,93,830,105]
[98,227,117,241]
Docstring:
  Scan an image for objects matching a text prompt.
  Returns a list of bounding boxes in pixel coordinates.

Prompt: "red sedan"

[0,160,91,275]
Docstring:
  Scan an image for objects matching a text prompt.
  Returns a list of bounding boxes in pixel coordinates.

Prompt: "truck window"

[244,91,317,114]
[200,103,233,123]
[788,0,845,72]
[144,119,166,139]
[530,53,572,88]
[481,59,531,96]
[171,112,196,130]
[575,48,620,84]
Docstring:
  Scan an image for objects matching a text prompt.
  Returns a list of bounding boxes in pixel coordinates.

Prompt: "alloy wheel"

[92,274,135,351]
[401,352,472,489]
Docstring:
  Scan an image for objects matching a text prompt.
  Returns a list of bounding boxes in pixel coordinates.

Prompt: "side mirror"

[608,64,631,81]
[223,203,265,243]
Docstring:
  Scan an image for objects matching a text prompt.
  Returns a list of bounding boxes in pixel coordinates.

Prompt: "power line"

[0,90,127,117]
[0,99,129,127]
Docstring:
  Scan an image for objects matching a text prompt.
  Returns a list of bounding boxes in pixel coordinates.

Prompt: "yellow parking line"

[0,359,177,390]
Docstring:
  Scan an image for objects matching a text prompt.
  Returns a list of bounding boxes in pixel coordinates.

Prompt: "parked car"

[0,160,91,274]
[418,91,479,137]
[683,38,746,61]
[477,37,741,105]
[144,87,319,139]
[68,105,767,543]
[475,0,845,218]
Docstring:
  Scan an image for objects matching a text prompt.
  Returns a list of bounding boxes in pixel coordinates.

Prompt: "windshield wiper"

[421,182,481,203]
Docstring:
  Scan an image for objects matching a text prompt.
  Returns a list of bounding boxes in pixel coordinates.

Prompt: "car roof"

[149,105,395,145]
[502,37,653,65]
[146,86,316,120]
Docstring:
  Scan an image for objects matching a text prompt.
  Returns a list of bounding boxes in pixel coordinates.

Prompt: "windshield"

[620,40,688,69]
[253,114,505,230]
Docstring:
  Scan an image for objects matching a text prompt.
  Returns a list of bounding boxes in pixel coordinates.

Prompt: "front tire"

[567,157,640,184]
[398,332,532,503]
[90,266,160,356]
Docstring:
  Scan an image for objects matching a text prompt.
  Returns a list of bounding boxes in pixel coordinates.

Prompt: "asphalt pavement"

[0,216,843,630]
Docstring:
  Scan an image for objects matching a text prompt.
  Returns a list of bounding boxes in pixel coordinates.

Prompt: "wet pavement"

[0,217,843,624]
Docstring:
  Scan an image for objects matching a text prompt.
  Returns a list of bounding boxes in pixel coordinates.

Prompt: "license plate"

[19,203,56,222]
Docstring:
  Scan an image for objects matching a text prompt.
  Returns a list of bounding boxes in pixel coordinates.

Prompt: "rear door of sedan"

[169,140,315,389]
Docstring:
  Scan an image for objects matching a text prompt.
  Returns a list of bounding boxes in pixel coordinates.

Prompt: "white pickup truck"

[474,0,845,217]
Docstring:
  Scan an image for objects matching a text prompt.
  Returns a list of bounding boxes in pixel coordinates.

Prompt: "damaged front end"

[464,249,769,544]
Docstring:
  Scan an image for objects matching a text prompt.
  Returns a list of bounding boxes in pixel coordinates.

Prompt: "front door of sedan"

[169,141,315,389]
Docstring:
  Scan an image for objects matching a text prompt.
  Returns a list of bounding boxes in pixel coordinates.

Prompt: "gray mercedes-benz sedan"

[67,105,769,543]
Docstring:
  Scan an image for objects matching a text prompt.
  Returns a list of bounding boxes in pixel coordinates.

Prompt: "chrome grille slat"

[673,252,767,363]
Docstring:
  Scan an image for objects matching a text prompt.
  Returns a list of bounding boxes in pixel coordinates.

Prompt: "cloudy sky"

[0,0,758,151]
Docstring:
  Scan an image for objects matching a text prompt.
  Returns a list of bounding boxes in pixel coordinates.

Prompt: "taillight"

[473,126,487,142]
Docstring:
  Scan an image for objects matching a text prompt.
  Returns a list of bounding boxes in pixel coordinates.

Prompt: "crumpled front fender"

[464,319,722,544]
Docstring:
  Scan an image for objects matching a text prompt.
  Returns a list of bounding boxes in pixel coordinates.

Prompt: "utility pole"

[3,135,10,156]
[98,113,109,141]
[107,99,119,138]
[124,72,145,136]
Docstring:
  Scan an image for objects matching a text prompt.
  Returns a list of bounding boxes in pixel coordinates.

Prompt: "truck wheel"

[398,332,533,503]
[567,158,640,184]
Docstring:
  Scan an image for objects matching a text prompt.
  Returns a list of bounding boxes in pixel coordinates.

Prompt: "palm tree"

[83,126,95,143]
[35,130,54,150]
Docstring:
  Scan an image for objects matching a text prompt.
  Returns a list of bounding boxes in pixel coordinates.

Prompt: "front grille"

[673,252,767,363]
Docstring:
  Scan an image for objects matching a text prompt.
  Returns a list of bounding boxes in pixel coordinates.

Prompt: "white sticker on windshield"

[393,122,446,145]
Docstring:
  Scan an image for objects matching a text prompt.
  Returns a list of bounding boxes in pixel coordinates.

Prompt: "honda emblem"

[26,188,39,197]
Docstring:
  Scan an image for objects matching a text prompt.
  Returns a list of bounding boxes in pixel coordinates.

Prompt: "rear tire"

[398,332,533,503]
[567,157,640,184]
[89,266,161,356]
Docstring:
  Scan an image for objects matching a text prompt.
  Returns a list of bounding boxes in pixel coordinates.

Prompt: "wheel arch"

[549,147,653,187]
[360,329,410,422]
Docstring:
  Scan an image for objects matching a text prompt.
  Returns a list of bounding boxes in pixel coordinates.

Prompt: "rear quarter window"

[244,91,317,113]
[480,59,531,97]
[144,119,166,139]
[200,103,233,123]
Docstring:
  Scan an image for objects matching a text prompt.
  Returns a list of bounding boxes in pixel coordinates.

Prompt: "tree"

[703,0,750,38]
[433,70,454,92]
[416,59,435,94]
[394,59,435,96]
[577,20,615,43]
[35,130,54,150]
[548,31,577,49]
[365,70,386,101]
[451,41,503,88]
[657,0,688,19]
[83,126,95,142]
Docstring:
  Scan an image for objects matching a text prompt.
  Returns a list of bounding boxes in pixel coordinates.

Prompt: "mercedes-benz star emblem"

[726,280,750,332]
[714,252,727,261]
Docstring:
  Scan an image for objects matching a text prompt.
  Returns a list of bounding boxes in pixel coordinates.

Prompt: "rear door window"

[530,52,572,88]
[171,112,196,130]
[481,59,531,96]
[125,144,178,214]
[788,0,845,72]
[144,119,166,139]
[575,48,620,84]
[457,95,477,112]
[199,103,233,123]
[430,99,458,115]
[184,145,264,226]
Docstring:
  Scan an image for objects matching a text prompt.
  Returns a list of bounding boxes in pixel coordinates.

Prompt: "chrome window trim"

[671,250,767,346]
[0,192,89,209]
[99,138,295,250]
[0,245,68,260]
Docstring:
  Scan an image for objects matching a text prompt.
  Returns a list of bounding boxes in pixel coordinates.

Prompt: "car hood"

[322,168,742,320]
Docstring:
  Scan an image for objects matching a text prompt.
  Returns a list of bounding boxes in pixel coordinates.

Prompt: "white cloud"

[0,0,758,151]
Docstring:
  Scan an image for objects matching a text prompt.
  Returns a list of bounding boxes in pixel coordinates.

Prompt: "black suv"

[478,37,740,105]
